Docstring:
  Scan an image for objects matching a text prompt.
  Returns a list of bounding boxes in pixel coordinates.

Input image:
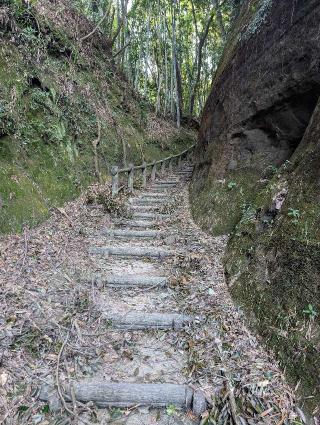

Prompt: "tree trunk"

[189,10,214,116]
[212,0,226,40]
[172,0,180,127]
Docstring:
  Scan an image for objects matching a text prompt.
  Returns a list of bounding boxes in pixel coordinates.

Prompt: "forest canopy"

[73,0,238,123]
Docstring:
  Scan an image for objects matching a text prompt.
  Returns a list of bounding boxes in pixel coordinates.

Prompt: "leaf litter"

[0,179,303,425]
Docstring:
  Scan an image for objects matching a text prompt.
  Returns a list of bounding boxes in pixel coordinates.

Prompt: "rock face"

[191,0,320,234]
[196,0,320,178]
[191,0,320,413]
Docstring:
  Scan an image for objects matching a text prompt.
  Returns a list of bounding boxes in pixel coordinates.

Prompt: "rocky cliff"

[191,0,320,414]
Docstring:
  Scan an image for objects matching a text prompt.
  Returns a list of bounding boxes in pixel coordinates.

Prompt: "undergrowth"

[0,1,195,234]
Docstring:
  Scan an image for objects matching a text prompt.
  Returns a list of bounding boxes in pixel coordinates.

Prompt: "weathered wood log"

[117,220,157,228]
[141,161,147,188]
[131,205,161,211]
[102,229,159,239]
[111,166,119,198]
[154,180,178,185]
[102,275,168,287]
[193,389,208,417]
[39,382,207,416]
[132,198,167,205]
[141,192,167,198]
[104,312,192,330]
[150,186,172,191]
[73,382,193,408]
[152,183,177,190]
[128,164,134,193]
[89,246,172,258]
[132,212,169,220]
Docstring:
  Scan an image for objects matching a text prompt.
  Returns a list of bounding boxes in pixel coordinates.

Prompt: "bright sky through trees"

[76,0,236,125]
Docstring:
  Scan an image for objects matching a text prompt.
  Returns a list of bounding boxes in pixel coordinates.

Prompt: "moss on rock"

[191,0,320,413]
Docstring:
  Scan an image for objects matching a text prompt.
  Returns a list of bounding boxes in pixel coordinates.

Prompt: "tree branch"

[79,10,109,43]
[112,40,131,59]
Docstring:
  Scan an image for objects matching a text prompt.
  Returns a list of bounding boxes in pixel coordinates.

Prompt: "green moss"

[224,172,320,411]
[190,168,263,235]
[0,163,48,233]
[191,147,320,412]
[0,17,195,234]
[227,237,320,411]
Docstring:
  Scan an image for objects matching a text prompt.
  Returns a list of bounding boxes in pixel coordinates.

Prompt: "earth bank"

[0,0,195,234]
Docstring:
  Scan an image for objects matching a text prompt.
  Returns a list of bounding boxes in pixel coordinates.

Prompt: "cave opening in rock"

[233,85,320,171]
[263,88,320,156]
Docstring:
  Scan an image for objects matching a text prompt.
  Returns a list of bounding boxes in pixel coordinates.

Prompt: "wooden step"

[148,187,170,192]
[104,312,193,330]
[89,246,172,258]
[154,180,179,185]
[102,229,159,239]
[131,198,167,205]
[116,220,157,228]
[39,382,207,417]
[98,275,168,287]
[153,183,177,188]
[131,205,161,211]
[141,192,167,198]
[132,212,169,220]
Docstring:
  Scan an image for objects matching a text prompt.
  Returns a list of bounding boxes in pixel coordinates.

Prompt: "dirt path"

[0,164,299,424]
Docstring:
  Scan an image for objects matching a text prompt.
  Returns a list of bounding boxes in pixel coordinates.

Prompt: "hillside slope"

[0,0,194,234]
[190,0,320,413]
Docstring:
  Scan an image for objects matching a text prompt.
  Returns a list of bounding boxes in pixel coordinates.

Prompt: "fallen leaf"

[0,372,8,386]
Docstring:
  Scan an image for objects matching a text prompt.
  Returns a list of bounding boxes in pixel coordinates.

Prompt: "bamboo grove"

[75,0,239,125]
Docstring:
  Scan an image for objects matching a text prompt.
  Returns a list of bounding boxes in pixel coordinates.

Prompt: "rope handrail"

[110,144,195,197]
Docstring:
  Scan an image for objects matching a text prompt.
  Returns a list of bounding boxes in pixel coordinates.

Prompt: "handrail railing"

[111,144,195,197]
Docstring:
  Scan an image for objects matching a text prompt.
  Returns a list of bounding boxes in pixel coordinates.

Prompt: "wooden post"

[141,162,147,188]
[178,155,182,169]
[151,161,157,181]
[168,158,173,174]
[111,166,119,198]
[161,160,166,175]
[128,164,134,193]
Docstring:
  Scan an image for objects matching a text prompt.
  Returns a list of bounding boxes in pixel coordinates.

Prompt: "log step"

[148,187,170,192]
[136,196,168,202]
[132,212,169,220]
[98,275,168,287]
[154,180,179,185]
[131,205,161,211]
[102,229,159,239]
[131,198,167,205]
[104,312,192,330]
[141,192,167,198]
[117,220,157,228]
[153,183,177,188]
[39,382,207,417]
[89,246,172,258]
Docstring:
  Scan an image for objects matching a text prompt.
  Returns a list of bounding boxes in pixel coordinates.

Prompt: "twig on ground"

[56,207,74,228]
[55,330,91,425]
[56,332,73,415]
[21,226,29,268]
